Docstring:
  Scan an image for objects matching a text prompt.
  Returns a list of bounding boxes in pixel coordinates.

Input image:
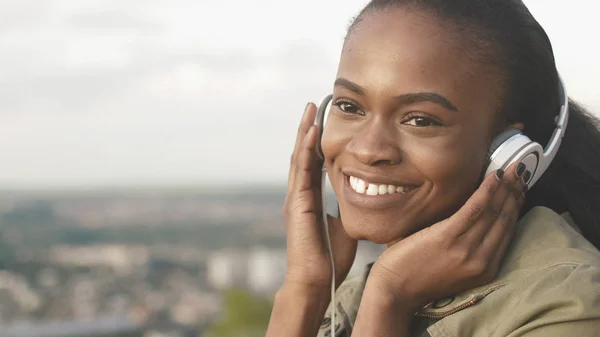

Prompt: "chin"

[340,208,420,245]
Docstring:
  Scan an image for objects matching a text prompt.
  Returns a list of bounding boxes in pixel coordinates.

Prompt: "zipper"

[414,284,506,319]
[414,296,480,319]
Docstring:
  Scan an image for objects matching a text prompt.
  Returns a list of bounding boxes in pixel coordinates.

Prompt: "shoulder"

[426,261,600,337]
[423,206,600,337]
[507,206,600,267]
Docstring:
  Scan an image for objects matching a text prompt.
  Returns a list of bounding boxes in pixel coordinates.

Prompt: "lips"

[341,172,421,210]
[348,175,417,195]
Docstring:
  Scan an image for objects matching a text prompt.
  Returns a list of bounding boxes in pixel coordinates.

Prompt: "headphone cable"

[321,169,336,337]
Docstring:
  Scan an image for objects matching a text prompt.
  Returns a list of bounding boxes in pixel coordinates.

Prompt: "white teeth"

[366,184,379,195]
[348,176,414,195]
[355,179,366,193]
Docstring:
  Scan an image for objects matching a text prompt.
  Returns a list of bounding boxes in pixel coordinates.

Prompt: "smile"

[343,174,421,210]
[348,175,417,195]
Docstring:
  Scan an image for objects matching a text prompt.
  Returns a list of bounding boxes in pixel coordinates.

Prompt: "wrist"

[279,281,331,301]
[366,264,424,315]
[266,282,331,337]
[352,280,415,336]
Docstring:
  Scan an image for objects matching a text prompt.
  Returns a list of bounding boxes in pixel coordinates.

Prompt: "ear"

[507,122,524,132]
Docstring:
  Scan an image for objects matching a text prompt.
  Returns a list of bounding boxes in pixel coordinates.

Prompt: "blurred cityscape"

[0,187,383,337]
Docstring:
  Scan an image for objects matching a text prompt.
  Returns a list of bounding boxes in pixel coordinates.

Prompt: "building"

[246,246,286,294]
[0,316,143,337]
[205,250,248,290]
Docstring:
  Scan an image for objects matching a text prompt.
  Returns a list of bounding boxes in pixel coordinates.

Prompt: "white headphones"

[315,74,569,189]
[484,75,569,188]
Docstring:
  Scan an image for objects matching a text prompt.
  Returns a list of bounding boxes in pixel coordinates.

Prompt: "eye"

[333,100,363,115]
[403,116,442,127]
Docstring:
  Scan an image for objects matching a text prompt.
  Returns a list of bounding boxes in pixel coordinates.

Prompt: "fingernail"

[305,103,310,112]
[495,169,504,180]
[522,170,532,183]
[516,163,526,177]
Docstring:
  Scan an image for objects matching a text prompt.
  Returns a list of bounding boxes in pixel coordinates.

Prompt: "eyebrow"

[334,77,459,112]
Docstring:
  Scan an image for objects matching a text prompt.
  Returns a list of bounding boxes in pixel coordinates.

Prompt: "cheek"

[320,121,349,167]
[409,135,489,217]
[418,142,485,180]
[321,121,356,200]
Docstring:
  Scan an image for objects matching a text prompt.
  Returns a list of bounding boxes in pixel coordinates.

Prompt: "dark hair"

[347,0,600,249]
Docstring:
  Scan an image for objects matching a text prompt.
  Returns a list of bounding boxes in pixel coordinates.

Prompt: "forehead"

[338,8,502,109]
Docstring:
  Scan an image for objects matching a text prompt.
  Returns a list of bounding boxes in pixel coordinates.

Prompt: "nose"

[346,118,402,166]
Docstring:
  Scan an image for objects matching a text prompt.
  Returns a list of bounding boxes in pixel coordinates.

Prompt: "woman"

[267,0,600,336]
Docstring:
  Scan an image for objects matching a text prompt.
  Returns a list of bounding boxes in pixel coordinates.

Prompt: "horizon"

[0,182,290,196]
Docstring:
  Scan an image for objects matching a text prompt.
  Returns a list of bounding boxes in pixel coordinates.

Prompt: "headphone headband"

[519,73,569,187]
[543,74,569,156]
[315,94,333,160]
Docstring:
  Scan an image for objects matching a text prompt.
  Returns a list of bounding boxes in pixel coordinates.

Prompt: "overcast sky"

[0,0,597,189]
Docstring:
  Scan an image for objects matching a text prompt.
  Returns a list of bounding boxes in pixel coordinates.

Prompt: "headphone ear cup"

[487,128,523,161]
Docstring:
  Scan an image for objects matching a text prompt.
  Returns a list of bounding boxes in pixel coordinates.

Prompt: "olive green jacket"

[316,206,600,337]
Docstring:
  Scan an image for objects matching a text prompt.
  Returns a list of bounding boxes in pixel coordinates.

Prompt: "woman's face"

[321,8,510,245]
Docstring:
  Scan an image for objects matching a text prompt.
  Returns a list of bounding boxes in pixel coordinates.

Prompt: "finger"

[520,169,531,196]
[460,161,524,246]
[479,186,523,273]
[503,160,527,202]
[505,166,528,206]
[444,168,504,237]
[294,125,319,192]
[308,135,325,184]
[288,103,315,188]
[288,103,317,193]
[487,216,517,275]
[478,164,527,262]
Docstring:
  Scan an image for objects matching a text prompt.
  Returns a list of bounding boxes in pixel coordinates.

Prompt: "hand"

[282,103,358,291]
[368,162,528,314]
